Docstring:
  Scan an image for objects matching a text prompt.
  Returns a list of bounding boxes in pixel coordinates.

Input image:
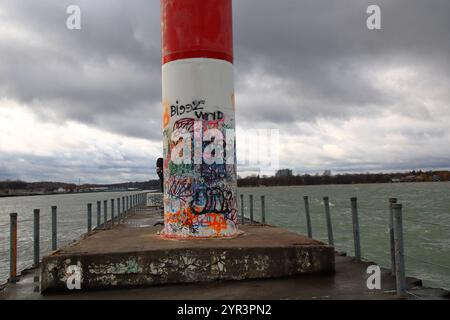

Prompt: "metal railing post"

[87,203,92,232]
[131,195,134,214]
[103,200,108,228]
[323,197,334,246]
[33,209,40,268]
[122,196,125,222]
[51,206,57,251]
[117,198,121,224]
[96,201,101,228]
[249,195,254,224]
[111,199,115,227]
[126,196,129,216]
[240,194,245,225]
[393,203,406,297]
[261,195,266,225]
[389,198,398,275]
[9,212,18,283]
[350,197,361,260]
[303,196,312,238]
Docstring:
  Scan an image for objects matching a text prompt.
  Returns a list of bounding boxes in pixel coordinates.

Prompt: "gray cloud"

[233,0,450,125]
[0,150,156,184]
[0,0,449,181]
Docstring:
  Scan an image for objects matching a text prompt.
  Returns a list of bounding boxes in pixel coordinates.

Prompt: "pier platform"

[1,207,449,300]
[39,208,334,292]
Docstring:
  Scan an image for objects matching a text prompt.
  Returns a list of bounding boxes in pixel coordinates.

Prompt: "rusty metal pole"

[323,197,334,246]
[9,212,18,283]
[303,196,312,238]
[33,209,40,268]
[126,195,129,216]
[389,198,398,275]
[393,203,406,297]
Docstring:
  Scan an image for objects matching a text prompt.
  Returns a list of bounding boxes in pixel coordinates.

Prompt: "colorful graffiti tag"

[162,59,238,238]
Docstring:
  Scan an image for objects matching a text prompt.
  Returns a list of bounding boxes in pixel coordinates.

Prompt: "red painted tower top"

[161,0,233,65]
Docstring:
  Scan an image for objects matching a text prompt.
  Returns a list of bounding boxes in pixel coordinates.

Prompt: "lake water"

[239,182,450,291]
[1,183,449,291]
[0,191,147,285]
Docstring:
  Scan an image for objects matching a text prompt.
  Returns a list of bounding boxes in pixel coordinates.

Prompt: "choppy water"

[1,183,449,291]
[0,191,147,285]
[238,182,450,290]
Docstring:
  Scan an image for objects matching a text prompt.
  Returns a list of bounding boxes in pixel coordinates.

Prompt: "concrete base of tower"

[40,209,335,293]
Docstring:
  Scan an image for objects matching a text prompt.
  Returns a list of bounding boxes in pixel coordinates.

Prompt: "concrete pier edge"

[39,222,335,292]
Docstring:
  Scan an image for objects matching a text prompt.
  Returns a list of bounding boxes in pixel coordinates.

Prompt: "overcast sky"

[0,0,449,183]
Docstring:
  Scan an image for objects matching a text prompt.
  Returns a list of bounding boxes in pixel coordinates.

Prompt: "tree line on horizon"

[1,169,449,193]
[0,180,161,194]
[237,170,450,187]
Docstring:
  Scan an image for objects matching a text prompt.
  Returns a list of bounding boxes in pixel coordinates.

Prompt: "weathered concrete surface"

[39,209,335,292]
[2,255,449,300]
[3,208,445,299]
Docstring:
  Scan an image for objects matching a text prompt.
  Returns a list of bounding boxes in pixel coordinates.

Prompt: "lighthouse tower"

[161,0,238,238]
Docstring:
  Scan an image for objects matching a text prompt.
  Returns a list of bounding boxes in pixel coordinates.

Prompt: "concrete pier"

[1,206,449,300]
[39,208,334,292]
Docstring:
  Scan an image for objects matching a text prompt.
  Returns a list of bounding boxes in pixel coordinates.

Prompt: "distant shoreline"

[1,181,448,198]
[237,180,450,188]
[237,170,449,188]
[0,189,151,199]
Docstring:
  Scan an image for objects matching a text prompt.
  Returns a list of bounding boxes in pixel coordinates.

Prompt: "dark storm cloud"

[1,0,449,130]
[0,0,449,181]
[0,0,162,140]
[233,0,450,124]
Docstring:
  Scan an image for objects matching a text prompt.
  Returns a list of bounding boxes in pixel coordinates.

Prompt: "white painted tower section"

[162,58,238,238]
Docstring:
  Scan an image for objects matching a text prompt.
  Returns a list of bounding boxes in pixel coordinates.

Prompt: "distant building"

[401,175,417,182]
[322,170,332,177]
[275,169,293,177]
[89,187,109,192]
